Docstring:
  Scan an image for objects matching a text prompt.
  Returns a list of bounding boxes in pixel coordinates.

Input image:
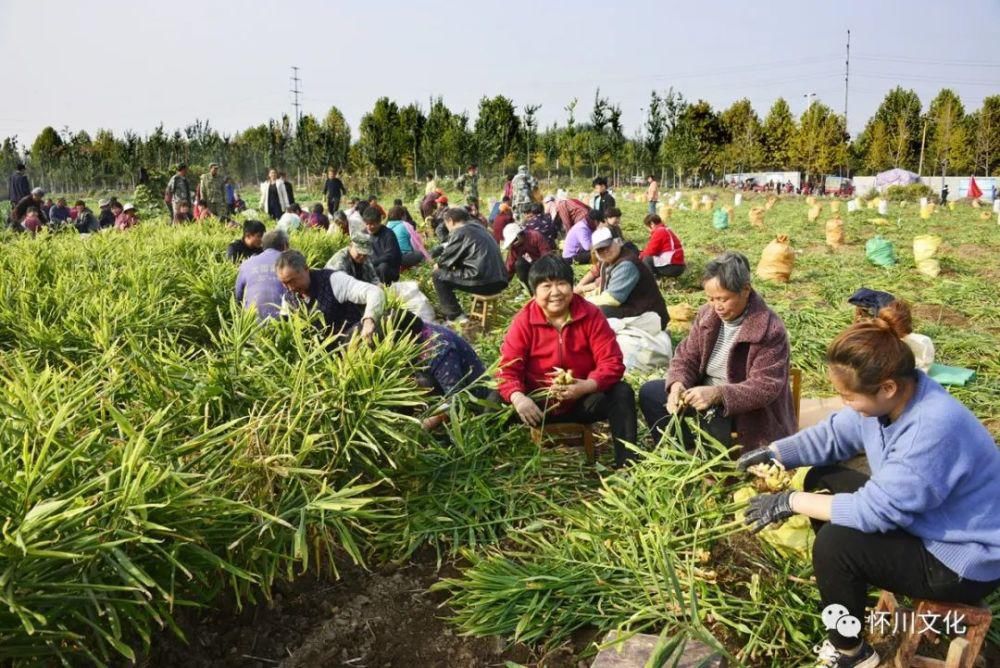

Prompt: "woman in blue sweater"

[737,306,1000,668]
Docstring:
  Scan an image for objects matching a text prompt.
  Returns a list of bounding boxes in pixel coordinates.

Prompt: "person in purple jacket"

[737,307,1000,668]
[562,215,595,264]
[234,230,291,321]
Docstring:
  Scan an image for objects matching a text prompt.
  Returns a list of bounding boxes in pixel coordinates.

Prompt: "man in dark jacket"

[322,167,346,213]
[73,200,100,234]
[226,220,266,262]
[362,206,402,284]
[591,176,616,214]
[432,208,508,323]
[8,163,30,206]
[97,199,116,229]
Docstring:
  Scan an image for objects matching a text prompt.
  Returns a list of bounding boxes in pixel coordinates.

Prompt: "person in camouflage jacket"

[199,163,227,217]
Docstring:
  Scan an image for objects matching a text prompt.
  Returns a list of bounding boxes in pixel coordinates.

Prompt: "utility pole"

[843,30,850,131]
[289,66,302,129]
[918,121,928,176]
[843,29,850,178]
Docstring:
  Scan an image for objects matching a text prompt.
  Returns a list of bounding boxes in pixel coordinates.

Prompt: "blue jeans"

[648,201,657,215]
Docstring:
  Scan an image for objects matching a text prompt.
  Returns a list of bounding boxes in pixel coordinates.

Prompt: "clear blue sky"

[2,0,997,147]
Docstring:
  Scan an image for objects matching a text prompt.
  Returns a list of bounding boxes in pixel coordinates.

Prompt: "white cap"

[122,203,137,213]
[591,226,615,250]
[500,223,522,250]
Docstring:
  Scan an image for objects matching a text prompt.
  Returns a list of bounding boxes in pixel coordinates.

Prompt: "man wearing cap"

[362,206,402,285]
[501,223,553,292]
[10,187,49,229]
[97,199,116,229]
[587,227,669,330]
[200,163,227,218]
[227,220,266,262]
[326,234,381,285]
[430,195,451,242]
[8,162,31,207]
[115,203,139,231]
[235,230,291,321]
[165,164,192,217]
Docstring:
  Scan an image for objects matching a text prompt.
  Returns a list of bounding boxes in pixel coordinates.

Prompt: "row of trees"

[2,87,997,194]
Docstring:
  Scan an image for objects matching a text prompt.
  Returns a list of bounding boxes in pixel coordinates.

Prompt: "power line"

[853,72,999,87]
[289,66,302,128]
[853,53,1000,68]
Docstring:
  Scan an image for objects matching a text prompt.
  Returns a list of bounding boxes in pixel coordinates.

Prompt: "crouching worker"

[501,223,553,292]
[736,309,1000,668]
[495,255,638,468]
[275,250,385,344]
[586,226,669,330]
[639,251,795,451]
[432,207,508,324]
[394,310,488,431]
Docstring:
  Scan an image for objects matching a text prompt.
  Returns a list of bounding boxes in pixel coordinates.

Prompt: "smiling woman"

[494,256,638,468]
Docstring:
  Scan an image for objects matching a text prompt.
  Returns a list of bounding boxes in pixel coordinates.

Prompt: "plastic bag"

[389,281,436,324]
[734,193,743,207]
[980,211,991,221]
[764,195,778,211]
[757,235,795,282]
[878,199,888,216]
[919,203,934,220]
[825,217,844,248]
[865,236,897,267]
[733,473,814,561]
[847,199,859,214]
[829,200,840,213]
[807,204,822,222]
[723,205,734,226]
[606,312,673,373]
[913,234,942,277]
[712,208,729,230]
[806,196,817,206]
[749,207,765,227]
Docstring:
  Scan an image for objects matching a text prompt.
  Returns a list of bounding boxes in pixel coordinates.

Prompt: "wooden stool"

[530,423,596,463]
[469,293,502,332]
[790,367,802,427]
[875,591,992,668]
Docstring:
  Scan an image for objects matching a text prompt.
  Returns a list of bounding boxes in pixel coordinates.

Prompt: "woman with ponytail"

[848,288,935,371]
[735,309,1000,668]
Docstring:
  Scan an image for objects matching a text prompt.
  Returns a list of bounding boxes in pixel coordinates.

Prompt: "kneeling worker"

[275,250,385,343]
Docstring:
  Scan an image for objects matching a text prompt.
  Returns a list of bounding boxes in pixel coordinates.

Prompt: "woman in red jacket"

[497,255,638,468]
[638,214,685,278]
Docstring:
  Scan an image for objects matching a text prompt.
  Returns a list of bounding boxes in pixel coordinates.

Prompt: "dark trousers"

[638,380,733,449]
[374,261,400,285]
[642,257,686,279]
[327,197,341,214]
[432,275,506,319]
[806,466,1000,649]
[513,257,532,291]
[493,381,638,468]
[401,251,424,269]
[567,250,592,264]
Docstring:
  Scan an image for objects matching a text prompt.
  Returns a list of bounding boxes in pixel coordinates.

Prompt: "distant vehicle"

[629,175,646,186]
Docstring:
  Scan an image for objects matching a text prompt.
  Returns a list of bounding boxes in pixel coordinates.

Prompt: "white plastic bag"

[389,281,436,324]
[878,199,888,216]
[734,193,743,207]
[606,312,673,372]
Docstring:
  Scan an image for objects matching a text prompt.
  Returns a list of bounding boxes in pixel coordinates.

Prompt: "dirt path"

[139,553,589,668]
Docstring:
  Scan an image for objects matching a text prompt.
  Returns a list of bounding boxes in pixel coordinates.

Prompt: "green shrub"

[885,183,934,202]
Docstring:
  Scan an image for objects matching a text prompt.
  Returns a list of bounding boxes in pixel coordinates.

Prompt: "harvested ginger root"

[747,462,793,493]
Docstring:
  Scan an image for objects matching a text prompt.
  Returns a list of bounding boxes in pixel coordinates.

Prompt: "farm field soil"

[140,551,590,668]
